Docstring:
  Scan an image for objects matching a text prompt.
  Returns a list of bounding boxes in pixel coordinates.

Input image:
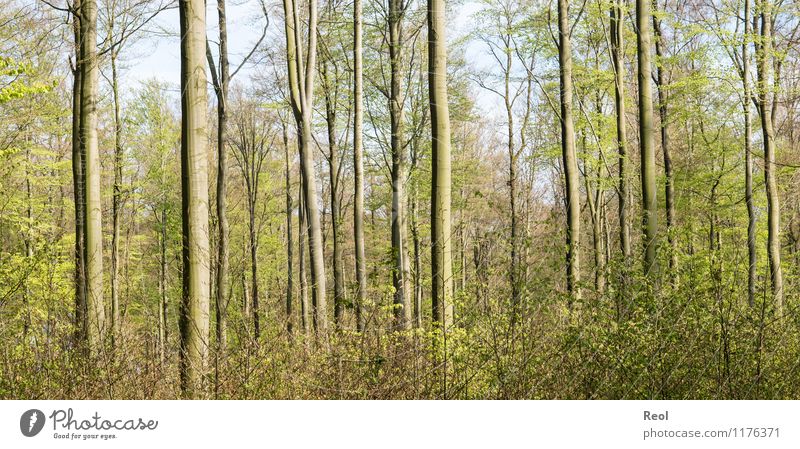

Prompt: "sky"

[122,0,488,102]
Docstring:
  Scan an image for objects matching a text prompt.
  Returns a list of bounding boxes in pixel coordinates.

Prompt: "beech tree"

[282,0,328,335]
[429,0,453,327]
[556,0,581,303]
[178,0,211,397]
[636,0,658,277]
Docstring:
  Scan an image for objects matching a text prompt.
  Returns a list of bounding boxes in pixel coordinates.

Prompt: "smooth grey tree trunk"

[81,0,106,351]
[388,0,411,329]
[178,0,211,398]
[755,0,783,311]
[282,0,328,337]
[652,0,676,279]
[557,0,581,304]
[353,0,366,332]
[429,0,454,328]
[636,0,659,278]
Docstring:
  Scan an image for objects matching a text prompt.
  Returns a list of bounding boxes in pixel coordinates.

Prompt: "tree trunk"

[389,0,411,329]
[159,206,167,362]
[249,194,259,339]
[207,0,231,353]
[743,0,756,307]
[755,0,783,311]
[282,0,328,336]
[652,0,676,278]
[80,0,106,351]
[636,0,658,277]
[71,4,86,346]
[321,62,345,330]
[610,0,630,318]
[298,187,310,335]
[353,0,366,332]
[557,0,581,304]
[504,41,520,306]
[283,120,294,335]
[178,0,211,398]
[110,52,122,348]
[429,0,453,328]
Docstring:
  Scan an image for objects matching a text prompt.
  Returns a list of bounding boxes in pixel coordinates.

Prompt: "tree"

[652,0,676,278]
[429,0,453,328]
[754,0,783,311]
[609,0,631,314]
[282,0,328,336]
[206,0,268,351]
[387,0,412,329]
[636,0,658,277]
[742,0,756,307]
[100,0,171,349]
[70,2,86,346]
[178,0,211,397]
[80,0,106,350]
[473,0,537,306]
[557,0,581,303]
[230,95,274,340]
[318,5,349,329]
[353,0,366,332]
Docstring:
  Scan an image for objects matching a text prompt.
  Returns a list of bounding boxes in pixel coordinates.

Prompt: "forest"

[1,0,800,400]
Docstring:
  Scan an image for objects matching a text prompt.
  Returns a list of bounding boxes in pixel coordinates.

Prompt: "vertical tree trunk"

[353,0,366,332]
[178,0,211,398]
[321,62,345,330]
[282,0,328,336]
[298,187,310,335]
[429,0,453,328]
[610,0,630,317]
[504,41,520,306]
[71,4,86,346]
[636,0,658,277]
[388,0,411,329]
[557,0,581,304]
[158,207,168,362]
[249,193,260,339]
[283,121,294,335]
[743,0,757,307]
[652,0,676,278]
[755,0,783,311]
[80,0,106,351]
[110,53,122,347]
[207,0,231,353]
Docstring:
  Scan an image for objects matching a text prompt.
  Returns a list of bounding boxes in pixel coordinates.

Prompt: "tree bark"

[298,186,310,335]
[81,0,106,351]
[652,0,676,278]
[282,0,328,336]
[429,0,453,328]
[755,0,783,311]
[557,0,581,304]
[320,60,345,330]
[283,120,294,335]
[636,0,659,278]
[610,0,630,317]
[389,0,411,329]
[71,4,87,346]
[158,206,168,362]
[206,0,231,353]
[178,0,211,398]
[353,0,366,332]
[743,0,757,307]
[110,52,122,347]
